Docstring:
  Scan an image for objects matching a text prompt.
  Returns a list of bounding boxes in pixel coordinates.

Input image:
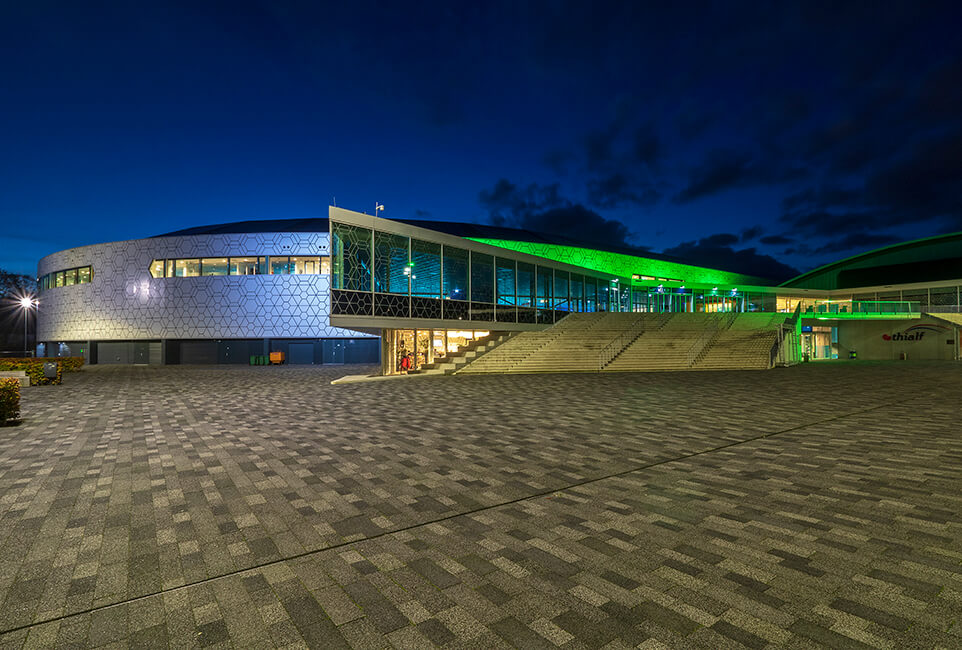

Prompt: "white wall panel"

[36,232,370,341]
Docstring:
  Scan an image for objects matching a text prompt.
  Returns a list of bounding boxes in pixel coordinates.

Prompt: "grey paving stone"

[0,363,959,649]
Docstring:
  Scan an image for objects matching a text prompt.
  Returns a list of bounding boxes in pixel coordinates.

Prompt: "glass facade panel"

[496,258,516,305]
[55,272,64,287]
[585,277,596,311]
[291,256,321,274]
[536,266,552,309]
[175,259,201,277]
[471,252,494,302]
[270,256,291,275]
[78,266,91,283]
[442,246,468,300]
[517,262,535,307]
[166,260,175,277]
[149,260,165,279]
[598,283,609,311]
[570,275,583,312]
[929,286,958,309]
[332,223,373,291]
[374,232,410,294]
[411,239,441,298]
[202,258,229,276]
[230,257,262,275]
[553,271,569,310]
[64,269,77,286]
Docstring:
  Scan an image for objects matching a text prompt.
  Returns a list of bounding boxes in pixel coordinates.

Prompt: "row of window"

[39,266,93,290]
[149,256,331,278]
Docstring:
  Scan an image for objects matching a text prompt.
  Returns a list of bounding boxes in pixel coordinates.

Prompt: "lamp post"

[19,297,37,356]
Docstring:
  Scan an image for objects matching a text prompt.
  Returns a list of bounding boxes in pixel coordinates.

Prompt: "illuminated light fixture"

[375,203,384,214]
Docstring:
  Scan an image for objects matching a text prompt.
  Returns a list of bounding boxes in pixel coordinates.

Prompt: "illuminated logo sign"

[881,323,949,342]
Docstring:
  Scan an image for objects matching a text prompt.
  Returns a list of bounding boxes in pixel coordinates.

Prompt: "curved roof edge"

[780,230,962,288]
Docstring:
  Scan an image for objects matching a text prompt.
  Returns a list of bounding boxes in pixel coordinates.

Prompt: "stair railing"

[597,315,649,370]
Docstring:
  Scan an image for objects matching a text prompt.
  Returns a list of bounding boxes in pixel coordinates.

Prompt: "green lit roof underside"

[468,238,767,288]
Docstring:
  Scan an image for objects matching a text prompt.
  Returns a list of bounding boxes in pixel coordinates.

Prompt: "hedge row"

[0,358,65,385]
[1,357,83,372]
[0,378,20,425]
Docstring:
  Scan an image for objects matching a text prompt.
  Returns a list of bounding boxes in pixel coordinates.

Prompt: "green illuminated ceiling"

[468,238,767,288]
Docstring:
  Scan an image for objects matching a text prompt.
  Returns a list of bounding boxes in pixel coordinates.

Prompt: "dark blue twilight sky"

[2,1,961,281]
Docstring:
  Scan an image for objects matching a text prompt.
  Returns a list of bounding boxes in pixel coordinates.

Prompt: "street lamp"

[19,297,37,356]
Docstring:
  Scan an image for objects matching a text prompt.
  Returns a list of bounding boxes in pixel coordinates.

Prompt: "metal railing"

[803,300,921,315]
[597,315,649,370]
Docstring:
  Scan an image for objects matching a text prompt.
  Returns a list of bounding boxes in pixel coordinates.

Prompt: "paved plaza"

[0,362,960,649]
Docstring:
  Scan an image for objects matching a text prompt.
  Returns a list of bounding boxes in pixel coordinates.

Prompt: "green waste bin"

[250,355,257,365]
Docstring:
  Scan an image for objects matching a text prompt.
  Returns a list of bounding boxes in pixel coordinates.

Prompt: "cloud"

[811,232,902,255]
[414,208,432,217]
[478,178,640,250]
[740,225,764,242]
[674,147,809,204]
[662,235,800,282]
[760,234,793,246]
[586,173,661,209]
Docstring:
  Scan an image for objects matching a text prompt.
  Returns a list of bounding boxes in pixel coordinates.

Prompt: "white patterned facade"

[37,232,368,341]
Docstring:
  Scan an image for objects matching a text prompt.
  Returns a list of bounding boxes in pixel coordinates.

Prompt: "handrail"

[597,314,649,370]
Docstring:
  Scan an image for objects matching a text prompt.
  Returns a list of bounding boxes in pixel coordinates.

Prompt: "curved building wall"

[37,231,367,341]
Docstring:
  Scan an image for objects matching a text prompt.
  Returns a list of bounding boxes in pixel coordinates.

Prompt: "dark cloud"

[586,173,661,209]
[760,234,793,246]
[662,236,800,283]
[414,208,432,217]
[673,150,754,203]
[479,179,566,224]
[479,178,639,250]
[812,232,902,255]
[740,225,764,242]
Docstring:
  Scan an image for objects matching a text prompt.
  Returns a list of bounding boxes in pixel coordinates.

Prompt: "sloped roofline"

[780,230,962,287]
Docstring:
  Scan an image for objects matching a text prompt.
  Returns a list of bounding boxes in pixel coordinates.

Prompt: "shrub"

[0,378,20,425]
[0,358,64,385]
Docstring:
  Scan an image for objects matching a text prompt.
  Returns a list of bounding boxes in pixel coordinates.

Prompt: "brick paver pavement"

[0,362,960,648]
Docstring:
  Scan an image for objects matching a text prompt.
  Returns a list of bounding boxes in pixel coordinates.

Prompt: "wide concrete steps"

[692,331,778,370]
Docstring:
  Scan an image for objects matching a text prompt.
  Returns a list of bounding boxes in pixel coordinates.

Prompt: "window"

[411,240,441,298]
[201,258,229,276]
[442,246,468,300]
[331,222,373,291]
[175,259,201,277]
[64,269,77,286]
[470,252,494,303]
[166,260,175,278]
[291,256,320,274]
[553,271,569,310]
[517,262,535,307]
[374,232,410,294]
[496,258,516,305]
[230,257,264,275]
[321,256,330,274]
[55,271,64,287]
[149,260,165,278]
[78,266,91,284]
[270,256,290,275]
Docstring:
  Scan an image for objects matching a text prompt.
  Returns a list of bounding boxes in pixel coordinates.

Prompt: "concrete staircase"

[603,313,731,372]
[690,313,786,370]
[408,332,515,375]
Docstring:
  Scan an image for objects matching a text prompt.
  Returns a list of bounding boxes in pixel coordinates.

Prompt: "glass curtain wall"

[496,257,516,322]
[471,252,495,321]
[330,220,619,321]
[517,262,536,322]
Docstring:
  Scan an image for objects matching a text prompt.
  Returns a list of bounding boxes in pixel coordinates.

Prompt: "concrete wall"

[837,318,958,360]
